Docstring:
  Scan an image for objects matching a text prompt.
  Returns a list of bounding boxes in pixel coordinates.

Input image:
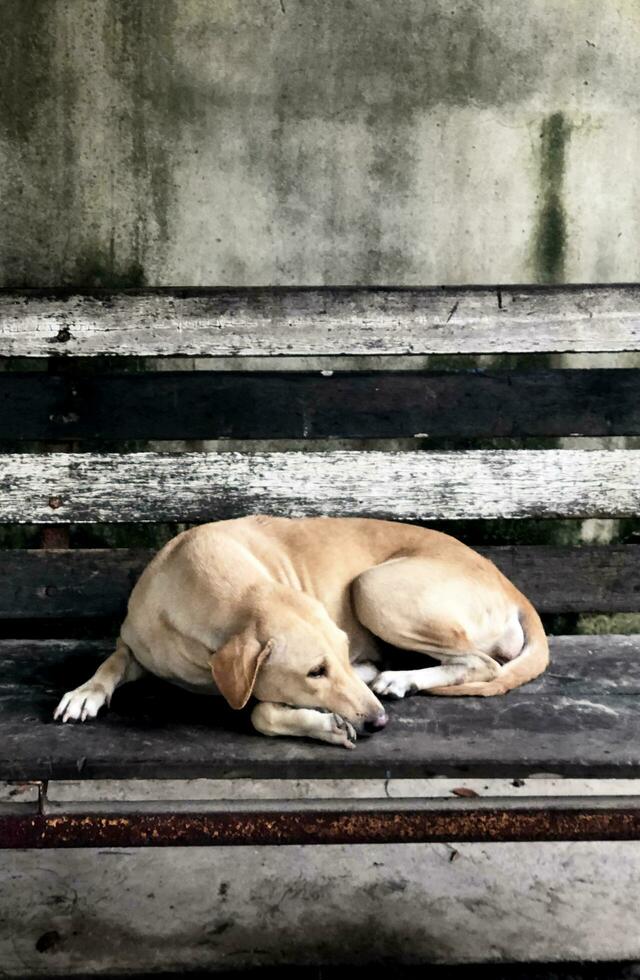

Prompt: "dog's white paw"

[371,671,416,700]
[54,683,109,723]
[319,713,357,749]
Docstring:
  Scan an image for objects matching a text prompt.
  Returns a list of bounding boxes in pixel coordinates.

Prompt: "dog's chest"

[132,636,218,694]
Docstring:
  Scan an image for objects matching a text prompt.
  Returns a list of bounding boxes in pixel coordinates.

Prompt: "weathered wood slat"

[4,369,640,440]
[524,635,640,696]
[2,546,640,618]
[0,550,151,618]
[3,286,640,356]
[479,545,640,614]
[0,450,638,523]
[1,636,639,779]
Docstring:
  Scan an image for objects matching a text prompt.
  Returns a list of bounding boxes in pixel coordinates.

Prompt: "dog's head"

[210,590,387,734]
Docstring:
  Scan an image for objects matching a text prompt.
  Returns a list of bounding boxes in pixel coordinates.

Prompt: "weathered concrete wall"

[1,0,639,287]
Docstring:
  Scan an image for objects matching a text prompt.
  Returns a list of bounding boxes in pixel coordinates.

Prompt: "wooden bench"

[2,284,640,848]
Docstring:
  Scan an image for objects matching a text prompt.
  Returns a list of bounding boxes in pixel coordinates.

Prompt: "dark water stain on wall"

[72,253,147,290]
[269,1,553,122]
[0,1,78,286]
[0,0,54,145]
[259,0,560,283]
[0,0,205,287]
[104,1,180,281]
[0,1,615,286]
[84,0,207,288]
[533,112,571,283]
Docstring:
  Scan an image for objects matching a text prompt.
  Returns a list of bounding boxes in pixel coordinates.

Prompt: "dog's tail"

[430,597,549,697]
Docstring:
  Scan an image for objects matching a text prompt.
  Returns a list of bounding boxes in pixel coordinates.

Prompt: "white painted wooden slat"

[0,450,637,523]
[3,287,640,356]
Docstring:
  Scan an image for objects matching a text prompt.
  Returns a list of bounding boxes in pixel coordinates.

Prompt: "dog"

[54,516,549,749]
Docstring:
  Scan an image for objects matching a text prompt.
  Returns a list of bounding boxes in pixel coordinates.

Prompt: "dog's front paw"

[54,683,109,723]
[320,713,357,749]
[371,671,417,700]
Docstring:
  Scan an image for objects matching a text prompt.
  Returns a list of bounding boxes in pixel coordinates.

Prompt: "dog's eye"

[307,664,327,678]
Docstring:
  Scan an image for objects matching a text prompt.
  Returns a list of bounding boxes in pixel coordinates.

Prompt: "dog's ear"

[211,627,273,710]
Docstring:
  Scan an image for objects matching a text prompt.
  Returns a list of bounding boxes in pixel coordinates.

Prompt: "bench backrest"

[1,285,640,631]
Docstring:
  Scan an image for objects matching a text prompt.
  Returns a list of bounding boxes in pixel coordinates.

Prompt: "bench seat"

[2,635,639,782]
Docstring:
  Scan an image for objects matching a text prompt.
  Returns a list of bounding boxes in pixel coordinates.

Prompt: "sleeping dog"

[55,516,548,748]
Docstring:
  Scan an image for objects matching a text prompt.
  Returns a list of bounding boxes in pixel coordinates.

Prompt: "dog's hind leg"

[54,638,146,723]
[351,556,503,699]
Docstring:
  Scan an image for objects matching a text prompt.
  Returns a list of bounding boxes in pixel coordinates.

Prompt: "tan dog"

[54,517,549,749]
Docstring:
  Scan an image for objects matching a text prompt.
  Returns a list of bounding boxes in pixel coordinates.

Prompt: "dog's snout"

[363,711,388,734]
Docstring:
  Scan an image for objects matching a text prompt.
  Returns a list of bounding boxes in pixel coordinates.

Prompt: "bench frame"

[3,284,640,848]
[5,791,640,848]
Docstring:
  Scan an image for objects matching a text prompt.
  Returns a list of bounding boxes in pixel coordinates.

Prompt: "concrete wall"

[2,0,640,287]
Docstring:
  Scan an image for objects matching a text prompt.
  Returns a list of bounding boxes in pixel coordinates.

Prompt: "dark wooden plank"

[477,545,640,614]
[1,546,640,619]
[3,370,640,441]
[3,286,640,356]
[0,550,151,619]
[1,636,640,780]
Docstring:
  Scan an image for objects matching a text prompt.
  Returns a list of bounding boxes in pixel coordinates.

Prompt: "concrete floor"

[3,841,640,974]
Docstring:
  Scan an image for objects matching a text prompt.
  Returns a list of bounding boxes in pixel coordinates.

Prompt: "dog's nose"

[364,711,388,733]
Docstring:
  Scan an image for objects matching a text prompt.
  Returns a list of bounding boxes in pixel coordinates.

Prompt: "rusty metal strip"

[3,807,640,848]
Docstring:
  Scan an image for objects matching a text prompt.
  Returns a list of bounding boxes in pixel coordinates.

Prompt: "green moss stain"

[72,253,146,290]
[100,2,174,285]
[97,0,209,287]
[0,0,55,144]
[534,112,571,283]
[0,1,204,286]
[0,1,80,286]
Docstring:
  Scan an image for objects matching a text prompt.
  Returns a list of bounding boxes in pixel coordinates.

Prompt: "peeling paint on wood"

[3,286,640,355]
[0,449,638,523]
